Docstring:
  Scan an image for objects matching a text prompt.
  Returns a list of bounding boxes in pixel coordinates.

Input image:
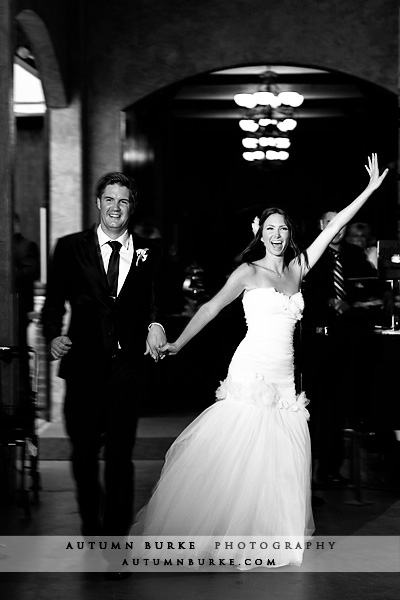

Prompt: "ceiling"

[127,64,397,249]
[170,64,390,123]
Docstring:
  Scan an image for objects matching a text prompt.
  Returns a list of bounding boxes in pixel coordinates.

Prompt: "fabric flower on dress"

[215,379,227,400]
[292,392,310,420]
[251,217,260,236]
[278,399,290,410]
[281,293,304,321]
[216,373,310,420]
[136,248,149,266]
[215,373,280,410]
[277,391,309,419]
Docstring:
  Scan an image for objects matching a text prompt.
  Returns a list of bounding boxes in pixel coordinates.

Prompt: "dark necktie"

[107,240,122,299]
[331,249,347,301]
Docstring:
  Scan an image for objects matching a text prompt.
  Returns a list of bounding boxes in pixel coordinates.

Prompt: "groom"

[42,172,166,538]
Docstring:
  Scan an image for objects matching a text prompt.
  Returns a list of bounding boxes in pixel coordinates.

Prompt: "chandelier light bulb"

[276,138,291,149]
[277,119,297,132]
[290,92,304,107]
[278,91,304,107]
[259,118,278,127]
[285,118,297,130]
[243,152,255,161]
[269,95,281,108]
[277,91,291,106]
[234,93,257,108]
[265,150,290,161]
[253,151,265,160]
[259,137,277,147]
[253,91,277,106]
[265,150,279,160]
[234,93,249,107]
[239,119,259,132]
[242,137,258,149]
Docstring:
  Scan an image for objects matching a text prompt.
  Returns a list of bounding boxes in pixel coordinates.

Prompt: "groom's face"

[97,184,132,238]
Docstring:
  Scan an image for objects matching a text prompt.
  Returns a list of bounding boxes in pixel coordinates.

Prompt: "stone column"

[0,0,16,404]
[47,97,82,421]
[49,98,83,247]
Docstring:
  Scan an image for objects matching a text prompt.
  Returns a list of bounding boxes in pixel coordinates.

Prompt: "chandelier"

[234,69,304,164]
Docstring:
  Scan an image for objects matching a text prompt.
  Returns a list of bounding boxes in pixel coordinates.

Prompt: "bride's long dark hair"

[240,207,305,265]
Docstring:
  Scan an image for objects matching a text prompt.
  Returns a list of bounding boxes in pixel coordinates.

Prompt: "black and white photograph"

[0,1,399,598]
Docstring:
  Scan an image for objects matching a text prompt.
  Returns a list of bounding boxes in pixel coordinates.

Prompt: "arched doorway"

[122,64,397,293]
[121,63,397,412]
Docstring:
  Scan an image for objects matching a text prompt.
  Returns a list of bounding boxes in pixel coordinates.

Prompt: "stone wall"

[14,0,398,227]
[80,0,398,225]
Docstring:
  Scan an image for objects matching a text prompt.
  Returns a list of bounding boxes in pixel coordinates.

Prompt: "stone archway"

[16,7,82,247]
[15,9,67,109]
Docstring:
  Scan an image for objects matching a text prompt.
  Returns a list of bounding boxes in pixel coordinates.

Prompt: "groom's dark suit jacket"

[42,226,162,383]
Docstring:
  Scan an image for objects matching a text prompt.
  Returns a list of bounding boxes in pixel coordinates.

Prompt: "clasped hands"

[145,328,178,362]
[145,325,179,362]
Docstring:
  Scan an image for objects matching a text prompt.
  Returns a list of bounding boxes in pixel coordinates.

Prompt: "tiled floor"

[0,413,399,599]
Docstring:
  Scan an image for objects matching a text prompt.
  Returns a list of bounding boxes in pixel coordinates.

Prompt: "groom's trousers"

[63,350,142,536]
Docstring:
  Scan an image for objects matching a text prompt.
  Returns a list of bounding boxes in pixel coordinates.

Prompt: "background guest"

[346,221,378,268]
[301,207,377,487]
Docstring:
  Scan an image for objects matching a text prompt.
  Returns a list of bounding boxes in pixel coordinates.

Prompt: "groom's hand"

[145,324,167,362]
[50,335,72,360]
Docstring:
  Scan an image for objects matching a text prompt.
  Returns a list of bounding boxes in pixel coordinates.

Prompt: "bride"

[135,154,387,569]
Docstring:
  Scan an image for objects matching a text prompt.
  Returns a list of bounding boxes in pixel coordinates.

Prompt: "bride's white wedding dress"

[135,287,314,568]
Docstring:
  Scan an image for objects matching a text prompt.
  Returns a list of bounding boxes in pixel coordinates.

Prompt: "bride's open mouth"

[270,241,283,250]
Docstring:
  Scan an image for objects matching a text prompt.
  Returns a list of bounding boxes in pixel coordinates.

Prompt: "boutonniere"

[136,248,149,266]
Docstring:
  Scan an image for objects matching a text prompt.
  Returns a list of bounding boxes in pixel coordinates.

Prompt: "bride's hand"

[159,342,179,357]
[365,153,389,191]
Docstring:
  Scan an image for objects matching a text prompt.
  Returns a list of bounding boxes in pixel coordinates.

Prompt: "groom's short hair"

[95,172,138,211]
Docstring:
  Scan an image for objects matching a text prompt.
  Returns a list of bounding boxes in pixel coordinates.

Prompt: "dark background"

[123,66,398,300]
[120,65,398,413]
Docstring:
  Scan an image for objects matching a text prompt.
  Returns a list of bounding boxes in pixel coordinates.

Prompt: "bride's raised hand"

[365,153,389,191]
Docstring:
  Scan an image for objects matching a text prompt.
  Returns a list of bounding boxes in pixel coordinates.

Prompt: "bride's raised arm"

[300,153,388,274]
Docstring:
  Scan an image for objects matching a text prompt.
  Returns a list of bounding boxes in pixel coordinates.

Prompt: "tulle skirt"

[133,393,314,569]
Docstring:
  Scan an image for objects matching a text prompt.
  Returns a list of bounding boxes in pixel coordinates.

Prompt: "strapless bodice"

[243,287,304,317]
[242,287,303,342]
[214,286,308,414]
